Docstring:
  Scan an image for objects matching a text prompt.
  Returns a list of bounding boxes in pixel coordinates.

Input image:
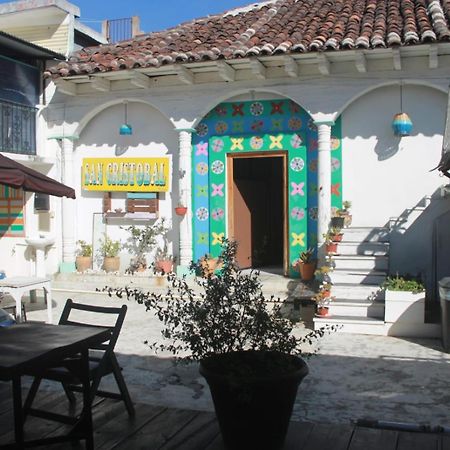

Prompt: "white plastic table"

[0,277,52,323]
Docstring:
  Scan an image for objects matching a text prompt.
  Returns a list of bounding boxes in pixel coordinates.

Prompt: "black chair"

[24,299,134,416]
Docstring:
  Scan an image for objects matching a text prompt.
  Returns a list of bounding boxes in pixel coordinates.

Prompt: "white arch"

[74,97,172,137]
[336,79,447,119]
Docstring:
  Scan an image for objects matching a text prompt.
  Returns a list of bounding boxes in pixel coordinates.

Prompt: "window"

[0,101,36,155]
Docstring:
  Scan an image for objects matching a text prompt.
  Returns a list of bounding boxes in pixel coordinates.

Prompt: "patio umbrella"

[0,153,75,198]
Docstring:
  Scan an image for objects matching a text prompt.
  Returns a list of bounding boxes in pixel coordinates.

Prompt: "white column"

[60,137,77,272]
[176,128,194,271]
[314,120,334,260]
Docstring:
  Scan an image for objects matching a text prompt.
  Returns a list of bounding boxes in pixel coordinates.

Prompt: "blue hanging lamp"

[119,101,132,136]
[392,83,413,136]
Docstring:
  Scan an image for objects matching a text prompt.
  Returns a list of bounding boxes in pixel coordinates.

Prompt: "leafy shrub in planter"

[383,274,425,294]
[105,239,335,449]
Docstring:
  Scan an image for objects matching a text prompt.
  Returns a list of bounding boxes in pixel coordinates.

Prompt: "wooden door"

[232,178,253,268]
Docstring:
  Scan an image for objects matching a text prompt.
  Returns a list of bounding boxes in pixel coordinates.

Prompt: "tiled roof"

[48,0,450,77]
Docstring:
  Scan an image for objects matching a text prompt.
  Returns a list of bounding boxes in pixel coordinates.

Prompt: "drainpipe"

[175,128,194,275]
[314,118,335,263]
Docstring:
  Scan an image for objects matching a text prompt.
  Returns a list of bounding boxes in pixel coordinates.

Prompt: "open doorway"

[228,153,287,273]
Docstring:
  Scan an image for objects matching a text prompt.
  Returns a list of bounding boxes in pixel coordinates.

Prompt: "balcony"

[0,100,36,155]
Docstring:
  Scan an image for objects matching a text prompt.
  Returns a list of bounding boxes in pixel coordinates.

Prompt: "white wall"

[342,84,446,227]
[73,101,179,270]
[342,84,450,286]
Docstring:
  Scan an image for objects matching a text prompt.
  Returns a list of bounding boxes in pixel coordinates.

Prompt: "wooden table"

[0,277,52,323]
[0,322,110,449]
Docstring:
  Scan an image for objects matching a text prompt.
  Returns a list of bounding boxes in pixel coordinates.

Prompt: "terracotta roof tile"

[47,0,450,77]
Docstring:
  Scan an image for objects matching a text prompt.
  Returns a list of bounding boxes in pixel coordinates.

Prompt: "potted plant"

[99,234,121,273]
[106,239,335,449]
[199,254,223,277]
[383,274,426,326]
[154,219,175,274]
[75,240,92,272]
[314,292,331,317]
[122,219,170,274]
[297,247,317,281]
[323,231,338,255]
[329,226,343,242]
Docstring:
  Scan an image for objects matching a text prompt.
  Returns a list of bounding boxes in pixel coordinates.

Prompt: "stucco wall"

[342,84,446,227]
[74,101,179,270]
[342,84,450,287]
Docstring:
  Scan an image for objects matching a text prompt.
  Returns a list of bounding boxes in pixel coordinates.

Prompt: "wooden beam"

[53,79,77,96]
[90,77,111,92]
[130,72,150,89]
[284,55,299,77]
[317,53,330,75]
[429,45,438,69]
[392,48,402,71]
[355,53,367,73]
[216,61,235,82]
[176,66,194,84]
[249,59,266,80]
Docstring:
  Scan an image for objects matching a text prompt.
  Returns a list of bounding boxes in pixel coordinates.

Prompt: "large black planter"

[199,351,309,450]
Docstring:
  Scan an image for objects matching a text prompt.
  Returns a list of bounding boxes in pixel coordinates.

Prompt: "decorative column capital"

[313,119,335,127]
[174,127,196,134]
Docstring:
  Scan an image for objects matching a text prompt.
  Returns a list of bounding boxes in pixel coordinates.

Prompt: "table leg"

[11,291,22,323]
[12,377,24,447]
[80,348,94,450]
[44,284,52,324]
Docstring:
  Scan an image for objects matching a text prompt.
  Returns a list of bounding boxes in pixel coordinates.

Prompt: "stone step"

[328,298,385,319]
[313,315,387,335]
[333,255,389,271]
[342,227,390,243]
[331,283,385,300]
[337,242,390,257]
[329,269,387,285]
[52,271,301,300]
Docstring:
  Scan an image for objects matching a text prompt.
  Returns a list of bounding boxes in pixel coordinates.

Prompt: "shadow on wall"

[374,134,401,161]
[387,188,450,302]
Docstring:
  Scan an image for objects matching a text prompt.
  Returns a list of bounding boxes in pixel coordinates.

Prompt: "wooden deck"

[0,383,448,449]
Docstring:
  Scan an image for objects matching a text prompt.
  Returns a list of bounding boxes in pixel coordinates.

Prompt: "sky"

[69,0,255,34]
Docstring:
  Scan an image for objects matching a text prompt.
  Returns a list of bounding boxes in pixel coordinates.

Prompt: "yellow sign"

[82,157,170,192]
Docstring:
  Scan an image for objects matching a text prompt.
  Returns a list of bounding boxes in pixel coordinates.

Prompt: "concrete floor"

[15,287,450,427]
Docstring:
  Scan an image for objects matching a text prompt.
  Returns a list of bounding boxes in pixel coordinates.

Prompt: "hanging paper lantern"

[119,123,133,135]
[392,112,413,137]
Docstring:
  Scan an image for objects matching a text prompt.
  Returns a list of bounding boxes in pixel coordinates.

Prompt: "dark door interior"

[232,156,283,269]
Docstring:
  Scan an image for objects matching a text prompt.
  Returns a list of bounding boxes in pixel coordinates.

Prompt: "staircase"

[313,226,390,335]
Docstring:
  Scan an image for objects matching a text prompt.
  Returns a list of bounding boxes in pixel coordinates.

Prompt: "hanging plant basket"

[175,206,187,216]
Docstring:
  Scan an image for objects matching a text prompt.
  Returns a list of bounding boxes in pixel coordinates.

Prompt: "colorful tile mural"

[0,186,25,237]
[192,99,342,277]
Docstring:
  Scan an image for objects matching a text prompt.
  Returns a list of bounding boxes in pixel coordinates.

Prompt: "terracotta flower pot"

[175,206,187,216]
[322,290,331,298]
[200,258,222,276]
[331,233,343,243]
[155,259,173,274]
[103,256,120,273]
[325,242,338,254]
[298,261,316,281]
[343,214,352,228]
[316,306,329,317]
[75,256,92,272]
